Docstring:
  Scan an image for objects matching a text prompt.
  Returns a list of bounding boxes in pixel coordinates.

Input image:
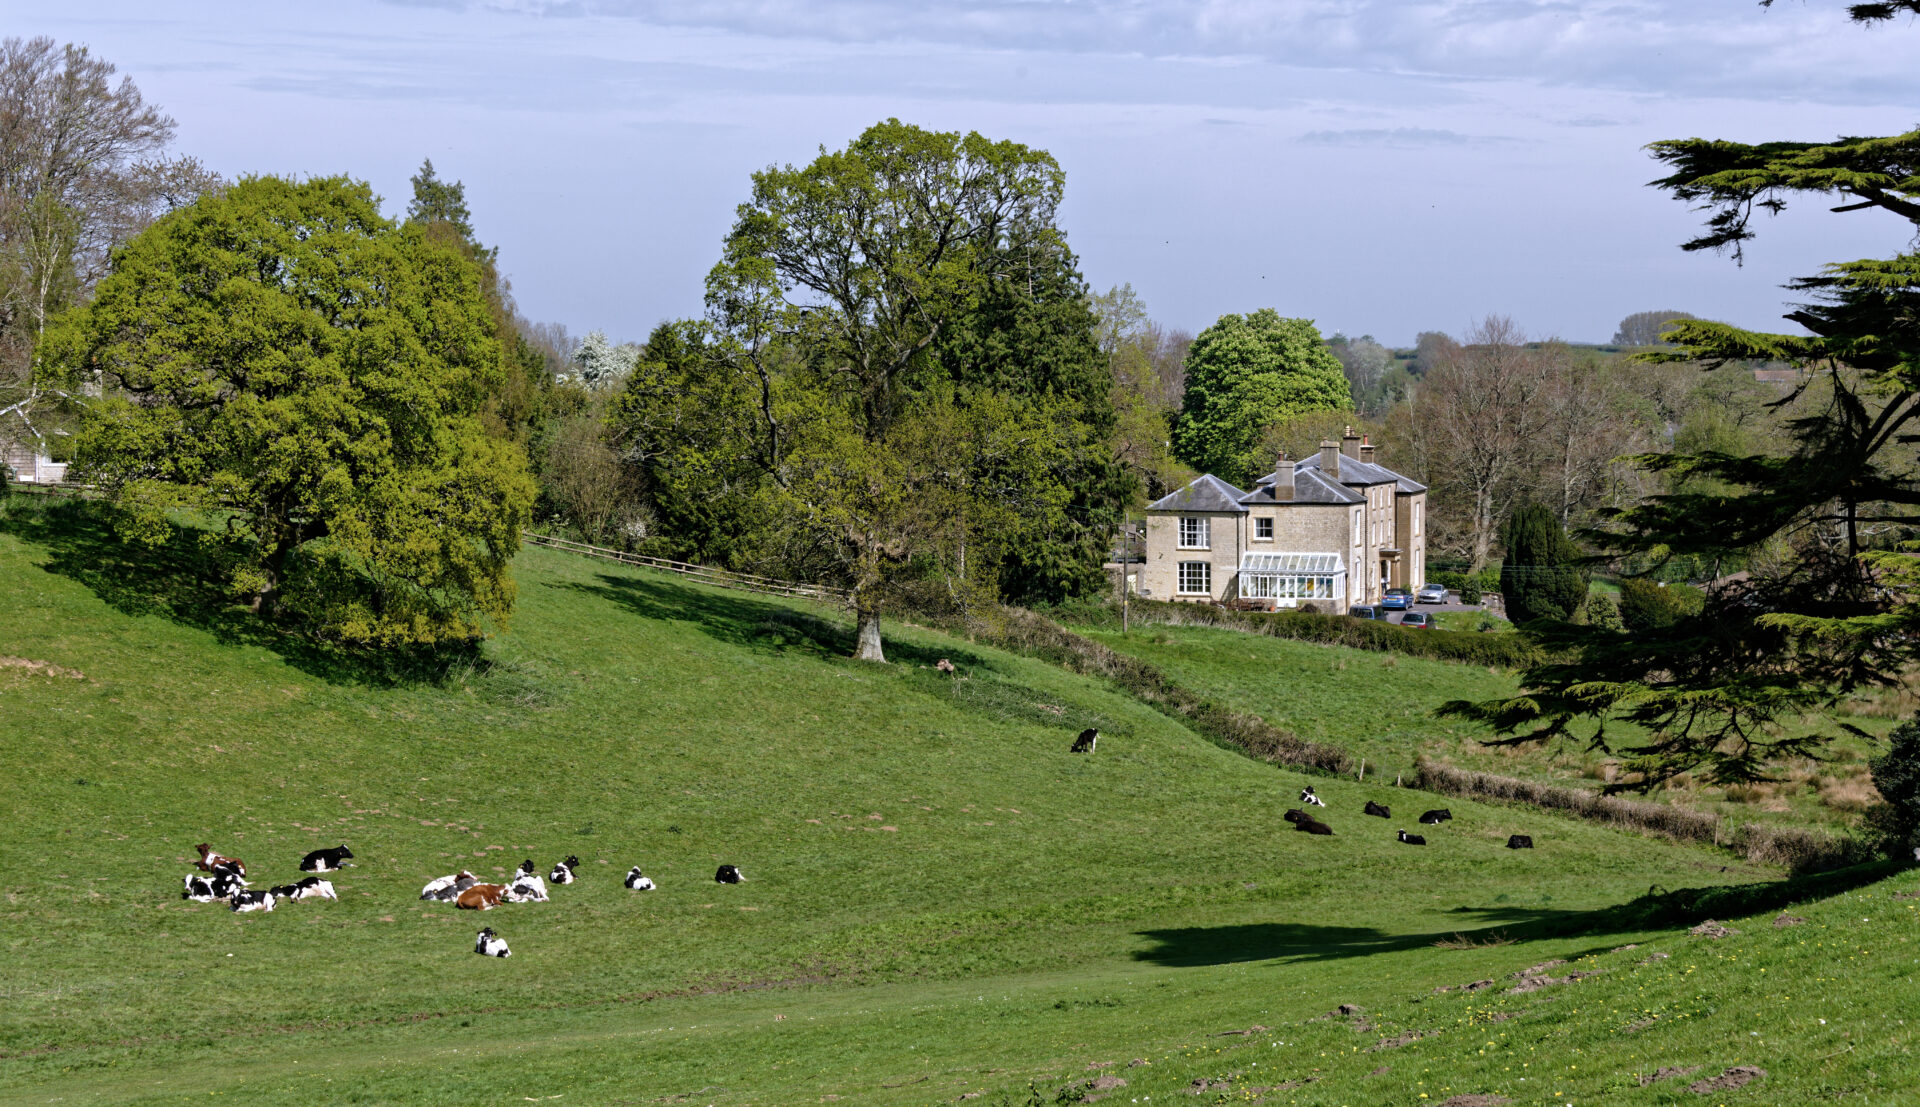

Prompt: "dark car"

[1400,611,1433,629]
[1380,588,1413,610]
[1348,605,1382,620]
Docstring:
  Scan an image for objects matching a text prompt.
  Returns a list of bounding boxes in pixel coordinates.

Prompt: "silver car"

[1416,583,1450,604]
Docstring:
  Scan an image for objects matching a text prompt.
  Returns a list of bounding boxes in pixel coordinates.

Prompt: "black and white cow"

[228,889,276,913]
[1298,787,1327,808]
[300,845,353,873]
[714,864,745,884]
[182,874,221,902]
[420,870,478,901]
[474,927,511,958]
[548,856,580,885]
[1418,809,1453,825]
[1070,727,1098,753]
[269,876,338,901]
[1507,834,1534,850]
[1396,829,1426,846]
[624,867,656,891]
[504,872,549,903]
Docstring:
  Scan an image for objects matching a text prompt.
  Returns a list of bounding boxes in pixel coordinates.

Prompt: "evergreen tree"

[1499,503,1589,623]
[405,158,476,245]
[1868,717,1920,854]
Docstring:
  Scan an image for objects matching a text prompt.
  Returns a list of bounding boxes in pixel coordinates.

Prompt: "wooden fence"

[520,532,852,605]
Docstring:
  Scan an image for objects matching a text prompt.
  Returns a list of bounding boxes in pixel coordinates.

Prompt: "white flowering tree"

[572,330,639,390]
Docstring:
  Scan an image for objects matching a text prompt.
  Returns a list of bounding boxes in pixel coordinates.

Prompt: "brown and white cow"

[455,883,507,911]
[195,843,245,877]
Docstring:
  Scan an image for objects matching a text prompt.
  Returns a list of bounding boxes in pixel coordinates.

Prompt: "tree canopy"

[1172,309,1350,487]
[41,175,535,646]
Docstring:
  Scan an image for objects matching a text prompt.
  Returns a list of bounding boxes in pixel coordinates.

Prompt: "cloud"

[1298,126,1520,147]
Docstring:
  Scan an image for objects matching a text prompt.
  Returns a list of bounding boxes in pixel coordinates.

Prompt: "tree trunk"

[853,600,886,663]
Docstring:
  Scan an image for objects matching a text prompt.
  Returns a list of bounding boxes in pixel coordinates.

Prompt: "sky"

[8,0,1919,347]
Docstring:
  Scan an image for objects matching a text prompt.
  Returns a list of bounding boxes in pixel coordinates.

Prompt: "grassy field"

[1077,623,1891,835]
[1,494,1915,1105]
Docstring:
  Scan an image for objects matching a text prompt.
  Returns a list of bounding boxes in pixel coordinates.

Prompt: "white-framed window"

[1413,500,1423,537]
[1178,516,1209,549]
[1177,561,1211,594]
[1254,517,1274,541]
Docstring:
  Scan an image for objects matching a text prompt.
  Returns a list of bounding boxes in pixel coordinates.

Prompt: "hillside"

[0,494,1912,1105]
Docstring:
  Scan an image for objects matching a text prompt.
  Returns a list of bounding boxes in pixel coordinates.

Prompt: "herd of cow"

[1291,786,1535,850]
[180,841,748,958]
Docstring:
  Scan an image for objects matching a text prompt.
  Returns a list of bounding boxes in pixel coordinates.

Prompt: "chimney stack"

[1318,438,1341,479]
[1359,434,1375,465]
[1272,454,1294,501]
[1340,425,1362,461]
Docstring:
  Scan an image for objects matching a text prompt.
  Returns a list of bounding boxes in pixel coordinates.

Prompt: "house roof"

[1296,451,1429,495]
[1239,463,1364,505]
[1147,473,1249,513]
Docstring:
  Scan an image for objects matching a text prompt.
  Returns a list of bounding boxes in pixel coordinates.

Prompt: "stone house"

[1138,430,1426,607]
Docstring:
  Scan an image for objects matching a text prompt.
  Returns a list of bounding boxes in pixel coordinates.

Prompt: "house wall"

[1395,492,1427,591]
[1141,511,1244,602]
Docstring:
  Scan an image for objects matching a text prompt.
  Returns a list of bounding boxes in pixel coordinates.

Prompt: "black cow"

[1292,816,1334,836]
[1418,809,1453,825]
[300,845,353,873]
[1507,834,1534,850]
[1396,829,1426,845]
[1363,800,1391,818]
[1070,727,1098,753]
[1282,808,1309,825]
[714,864,745,884]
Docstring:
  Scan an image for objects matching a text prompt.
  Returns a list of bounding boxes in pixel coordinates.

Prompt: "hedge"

[1068,597,1542,668]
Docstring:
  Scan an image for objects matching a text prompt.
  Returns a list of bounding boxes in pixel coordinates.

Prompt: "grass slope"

[0,497,1909,1104]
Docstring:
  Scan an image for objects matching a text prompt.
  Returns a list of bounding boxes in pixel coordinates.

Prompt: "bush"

[1501,504,1588,622]
[1096,598,1541,667]
[1868,717,1920,855]
[1587,596,1625,632]
[1429,569,1469,592]
[1617,578,1706,633]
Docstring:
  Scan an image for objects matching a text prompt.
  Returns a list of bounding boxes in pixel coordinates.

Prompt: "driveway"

[1378,597,1505,625]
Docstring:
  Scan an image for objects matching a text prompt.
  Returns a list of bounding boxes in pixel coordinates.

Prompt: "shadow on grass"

[1134,858,1914,967]
[0,495,494,689]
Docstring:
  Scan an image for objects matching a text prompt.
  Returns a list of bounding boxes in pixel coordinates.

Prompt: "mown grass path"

[3,498,1907,1104]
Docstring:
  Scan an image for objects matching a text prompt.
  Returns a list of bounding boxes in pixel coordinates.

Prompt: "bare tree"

[1611,309,1697,348]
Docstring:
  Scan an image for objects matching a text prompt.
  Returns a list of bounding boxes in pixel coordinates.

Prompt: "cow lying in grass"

[268,876,337,901]
[1298,787,1326,808]
[624,867,656,891]
[300,845,353,873]
[1418,809,1453,825]
[474,927,511,958]
[1363,800,1391,818]
[1507,834,1534,850]
[420,871,477,901]
[455,884,507,910]
[714,864,745,884]
[1283,809,1333,835]
[195,843,244,878]
[1397,829,1426,845]
[229,889,275,913]
[183,871,246,902]
[505,862,549,903]
[549,856,580,885]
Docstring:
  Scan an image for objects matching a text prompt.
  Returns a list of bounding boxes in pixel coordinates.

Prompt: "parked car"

[1348,605,1382,620]
[1416,583,1450,604]
[1400,611,1433,629]
[1380,589,1413,610]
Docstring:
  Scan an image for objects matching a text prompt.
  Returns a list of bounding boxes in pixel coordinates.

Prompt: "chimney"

[1359,434,1375,465]
[1341,425,1362,461]
[1272,457,1294,501]
[1318,438,1340,479]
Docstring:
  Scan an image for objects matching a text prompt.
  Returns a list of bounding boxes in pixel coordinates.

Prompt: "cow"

[1397,829,1426,846]
[504,873,549,903]
[300,845,353,873]
[474,927,511,958]
[421,871,477,901]
[182,874,220,902]
[548,856,580,885]
[1298,787,1327,808]
[714,864,745,884]
[269,876,338,901]
[624,867,656,891]
[1292,816,1334,836]
[1070,727,1098,753]
[1418,809,1453,825]
[1363,800,1391,818]
[455,884,507,911]
[1282,808,1309,825]
[195,843,245,877]
[1507,834,1534,850]
[228,889,276,913]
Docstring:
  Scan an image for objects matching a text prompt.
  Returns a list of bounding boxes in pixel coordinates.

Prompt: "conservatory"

[1236,552,1346,606]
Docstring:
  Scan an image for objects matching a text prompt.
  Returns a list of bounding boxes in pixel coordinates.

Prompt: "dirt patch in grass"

[0,656,85,680]
[1688,1065,1767,1094]
[1436,1096,1512,1107]
[1773,913,1807,928]
[1638,1064,1702,1085]
[1368,1028,1438,1051]
[1688,920,1739,939]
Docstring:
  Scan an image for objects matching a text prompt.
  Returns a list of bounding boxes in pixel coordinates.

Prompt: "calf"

[474,927,511,958]
[182,874,220,902]
[300,845,353,873]
[1396,829,1426,846]
[270,876,337,901]
[1418,809,1453,825]
[714,864,745,884]
[228,889,276,913]
[504,873,549,903]
[1070,727,1098,753]
[1298,787,1326,808]
[1507,834,1534,850]
[548,856,580,885]
[1363,800,1391,818]
[195,843,245,877]
[1292,816,1334,836]
[420,870,477,901]
[455,883,507,911]
[624,867,656,891]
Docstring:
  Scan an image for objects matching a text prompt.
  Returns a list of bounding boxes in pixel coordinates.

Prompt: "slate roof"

[1146,473,1249,513]
[1295,451,1429,495]
[1239,464,1362,505]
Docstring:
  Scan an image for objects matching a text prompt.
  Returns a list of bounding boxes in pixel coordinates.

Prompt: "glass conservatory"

[1236,552,1346,605]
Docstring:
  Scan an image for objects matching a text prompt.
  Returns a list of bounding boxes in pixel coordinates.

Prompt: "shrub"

[1091,597,1542,667]
[1868,717,1920,853]
[1587,596,1625,632]
[1617,578,1706,633]
[1500,504,1588,622]
[1429,569,1469,592]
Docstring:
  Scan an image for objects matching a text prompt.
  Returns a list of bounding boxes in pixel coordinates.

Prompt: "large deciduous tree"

[41,175,535,646]
[1173,309,1350,487]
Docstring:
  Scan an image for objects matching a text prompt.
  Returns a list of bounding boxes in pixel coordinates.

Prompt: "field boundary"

[520,532,853,605]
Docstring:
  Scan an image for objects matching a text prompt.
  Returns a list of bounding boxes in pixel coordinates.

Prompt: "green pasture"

[0,495,1913,1104]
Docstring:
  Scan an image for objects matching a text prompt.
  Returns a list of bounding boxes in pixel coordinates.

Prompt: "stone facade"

[1140,432,1427,608]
